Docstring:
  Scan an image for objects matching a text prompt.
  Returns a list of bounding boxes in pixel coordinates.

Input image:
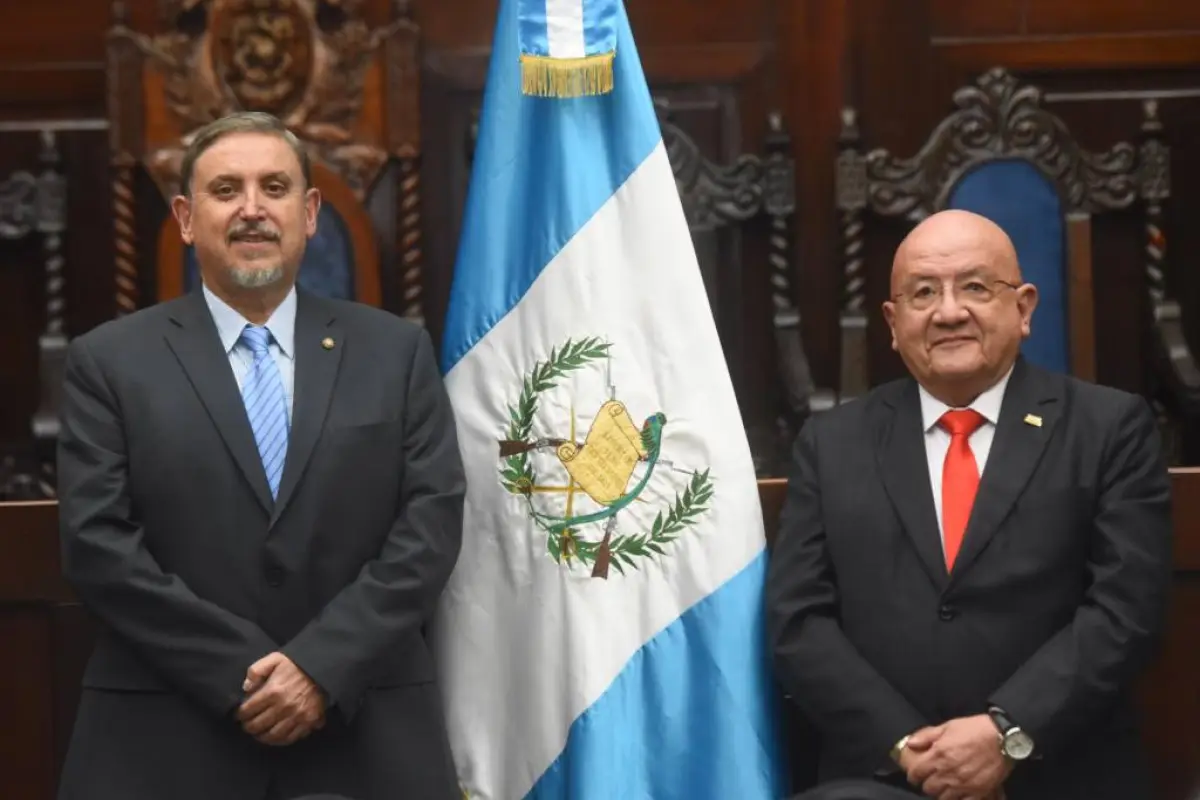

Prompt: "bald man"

[766,210,1172,800]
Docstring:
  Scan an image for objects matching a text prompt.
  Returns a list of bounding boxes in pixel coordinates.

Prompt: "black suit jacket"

[766,359,1172,800]
[55,289,466,800]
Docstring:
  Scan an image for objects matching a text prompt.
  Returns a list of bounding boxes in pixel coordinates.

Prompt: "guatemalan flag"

[433,0,784,797]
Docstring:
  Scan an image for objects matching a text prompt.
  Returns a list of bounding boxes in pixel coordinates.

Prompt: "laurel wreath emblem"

[500,337,714,574]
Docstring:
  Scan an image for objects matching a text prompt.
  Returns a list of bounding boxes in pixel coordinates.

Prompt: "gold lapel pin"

[321,337,335,350]
[1023,413,1042,427]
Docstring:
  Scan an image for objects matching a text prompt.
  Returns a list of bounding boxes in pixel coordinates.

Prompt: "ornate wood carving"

[382,1,423,323]
[762,112,830,465]
[0,129,67,500]
[396,156,423,322]
[117,0,405,199]
[106,0,424,317]
[1140,99,1199,463]
[834,107,869,402]
[108,2,145,316]
[864,67,1139,219]
[657,100,765,231]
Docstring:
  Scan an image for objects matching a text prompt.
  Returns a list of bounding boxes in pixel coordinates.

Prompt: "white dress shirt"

[918,364,1014,552]
[201,283,297,421]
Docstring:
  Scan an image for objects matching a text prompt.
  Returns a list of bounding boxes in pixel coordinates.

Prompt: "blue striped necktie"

[239,325,289,499]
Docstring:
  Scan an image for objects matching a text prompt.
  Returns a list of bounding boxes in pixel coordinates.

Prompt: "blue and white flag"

[434,0,784,797]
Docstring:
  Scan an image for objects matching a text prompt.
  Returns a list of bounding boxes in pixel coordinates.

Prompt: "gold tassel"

[519,52,615,98]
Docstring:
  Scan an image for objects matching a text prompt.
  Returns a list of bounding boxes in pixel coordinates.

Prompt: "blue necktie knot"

[240,325,273,357]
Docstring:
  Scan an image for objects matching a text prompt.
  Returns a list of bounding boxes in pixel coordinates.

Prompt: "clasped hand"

[236,652,326,746]
[899,714,1012,800]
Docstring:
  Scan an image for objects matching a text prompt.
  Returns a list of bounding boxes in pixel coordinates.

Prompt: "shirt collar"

[918,363,1014,433]
[201,282,297,359]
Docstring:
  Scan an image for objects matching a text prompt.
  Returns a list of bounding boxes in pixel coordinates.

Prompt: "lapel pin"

[1023,413,1042,427]
[321,337,335,350]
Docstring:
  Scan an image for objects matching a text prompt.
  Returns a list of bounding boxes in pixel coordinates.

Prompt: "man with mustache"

[55,112,465,799]
[767,209,1172,800]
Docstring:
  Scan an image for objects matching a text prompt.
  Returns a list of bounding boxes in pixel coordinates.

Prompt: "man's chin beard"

[227,264,285,289]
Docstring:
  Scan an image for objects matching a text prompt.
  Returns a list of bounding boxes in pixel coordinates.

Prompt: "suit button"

[938,604,958,621]
[264,564,284,587]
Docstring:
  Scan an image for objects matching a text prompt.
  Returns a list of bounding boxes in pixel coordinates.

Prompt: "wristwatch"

[988,706,1035,761]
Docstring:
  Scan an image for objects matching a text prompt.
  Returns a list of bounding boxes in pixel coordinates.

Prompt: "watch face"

[1004,730,1035,760]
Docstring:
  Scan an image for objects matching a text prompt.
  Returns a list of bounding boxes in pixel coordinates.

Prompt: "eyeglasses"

[892,278,1020,312]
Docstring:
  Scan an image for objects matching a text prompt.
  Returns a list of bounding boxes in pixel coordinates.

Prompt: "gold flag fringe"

[520,52,615,97]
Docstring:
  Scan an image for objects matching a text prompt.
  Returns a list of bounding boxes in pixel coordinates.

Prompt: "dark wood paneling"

[0,1,154,119]
[929,0,1025,38]
[0,611,56,800]
[1025,1,1200,35]
[934,33,1200,71]
[786,0,847,391]
[0,501,72,800]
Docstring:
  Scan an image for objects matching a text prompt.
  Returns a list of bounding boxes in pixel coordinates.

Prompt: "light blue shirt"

[201,283,297,421]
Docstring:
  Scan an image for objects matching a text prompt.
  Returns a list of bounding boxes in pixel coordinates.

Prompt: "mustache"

[227,222,281,242]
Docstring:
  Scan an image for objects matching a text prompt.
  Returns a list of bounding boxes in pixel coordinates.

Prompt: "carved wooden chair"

[105,0,424,321]
[655,101,833,475]
[0,128,68,499]
[835,68,1200,461]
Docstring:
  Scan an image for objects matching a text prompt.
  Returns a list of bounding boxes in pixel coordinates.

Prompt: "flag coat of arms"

[434,0,784,797]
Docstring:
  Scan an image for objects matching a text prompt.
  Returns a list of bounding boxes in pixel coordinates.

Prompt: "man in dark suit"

[56,111,465,800]
[766,209,1172,800]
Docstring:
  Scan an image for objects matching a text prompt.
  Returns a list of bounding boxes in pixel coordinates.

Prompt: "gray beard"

[227,264,285,289]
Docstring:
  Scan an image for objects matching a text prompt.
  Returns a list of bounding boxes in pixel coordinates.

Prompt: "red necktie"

[939,409,986,570]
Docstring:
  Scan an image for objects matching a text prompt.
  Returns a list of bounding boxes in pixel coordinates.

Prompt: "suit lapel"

[270,291,343,527]
[874,380,949,592]
[949,359,1062,584]
[164,292,274,514]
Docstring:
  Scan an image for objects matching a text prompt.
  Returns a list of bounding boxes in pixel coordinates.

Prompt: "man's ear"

[882,300,899,352]
[304,187,321,238]
[1016,283,1038,338]
[170,195,195,245]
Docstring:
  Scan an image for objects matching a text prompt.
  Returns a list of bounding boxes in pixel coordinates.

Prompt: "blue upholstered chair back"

[183,204,356,299]
[948,160,1068,373]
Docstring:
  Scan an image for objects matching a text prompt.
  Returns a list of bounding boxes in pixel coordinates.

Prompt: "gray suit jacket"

[56,289,465,800]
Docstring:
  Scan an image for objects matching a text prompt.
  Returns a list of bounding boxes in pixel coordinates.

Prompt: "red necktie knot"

[939,408,985,438]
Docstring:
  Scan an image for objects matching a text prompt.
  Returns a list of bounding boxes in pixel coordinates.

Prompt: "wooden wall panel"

[786,0,846,392]
[1025,2,1200,35]
[929,0,1024,39]
[0,612,56,799]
